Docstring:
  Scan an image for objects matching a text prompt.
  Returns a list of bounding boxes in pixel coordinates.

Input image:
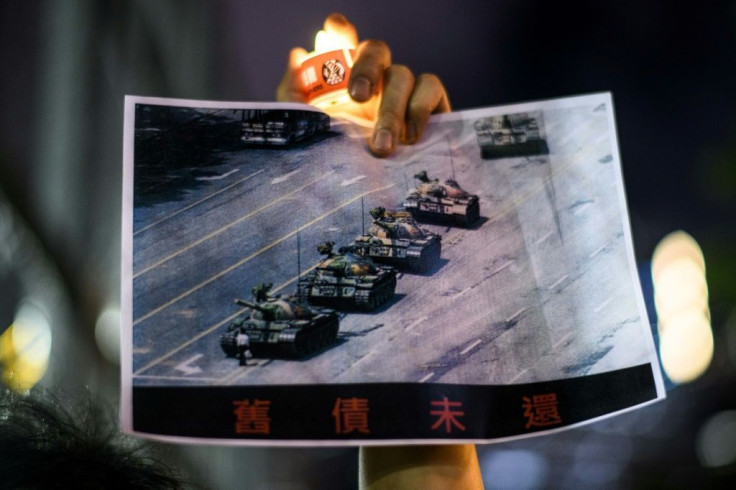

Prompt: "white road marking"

[594,298,613,313]
[552,331,574,350]
[405,316,428,332]
[548,274,568,290]
[534,231,553,246]
[594,131,610,145]
[588,245,606,258]
[131,183,396,326]
[486,143,604,226]
[223,359,281,386]
[493,260,514,275]
[135,310,243,375]
[556,124,589,149]
[460,339,482,355]
[359,350,377,362]
[509,368,530,384]
[271,169,301,184]
[341,175,366,186]
[133,374,221,382]
[573,202,592,215]
[506,307,526,322]
[195,169,240,181]
[133,264,320,376]
[174,354,203,375]
[218,361,263,385]
[134,171,334,278]
[134,168,265,236]
[419,372,435,383]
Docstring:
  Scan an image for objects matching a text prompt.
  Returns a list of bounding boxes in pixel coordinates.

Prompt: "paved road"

[130,103,652,387]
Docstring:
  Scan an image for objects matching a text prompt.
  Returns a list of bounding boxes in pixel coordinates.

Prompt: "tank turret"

[403,171,480,226]
[299,242,397,310]
[219,283,339,359]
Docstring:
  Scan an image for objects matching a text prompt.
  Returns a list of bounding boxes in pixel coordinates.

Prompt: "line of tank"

[219,171,482,362]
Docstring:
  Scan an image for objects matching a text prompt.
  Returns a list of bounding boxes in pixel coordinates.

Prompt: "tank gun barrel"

[235,298,263,311]
[235,298,277,321]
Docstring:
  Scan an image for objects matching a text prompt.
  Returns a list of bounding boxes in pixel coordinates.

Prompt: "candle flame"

[314,29,356,52]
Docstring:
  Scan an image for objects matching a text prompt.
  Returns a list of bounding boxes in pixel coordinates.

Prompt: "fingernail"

[373,129,393,153]
[350,76,372,101]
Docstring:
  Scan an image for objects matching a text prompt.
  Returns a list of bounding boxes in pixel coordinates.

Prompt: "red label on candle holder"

[300,49,356,104]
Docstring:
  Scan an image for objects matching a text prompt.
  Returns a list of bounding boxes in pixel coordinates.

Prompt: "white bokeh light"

[697,410,736,468]
[480,449,549,489]
[652,231,712,384]
[659,308,713,383]
[0,299,53,391]
[95,306,121,365]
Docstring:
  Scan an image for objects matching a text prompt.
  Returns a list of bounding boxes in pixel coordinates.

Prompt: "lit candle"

[299,28,357,110]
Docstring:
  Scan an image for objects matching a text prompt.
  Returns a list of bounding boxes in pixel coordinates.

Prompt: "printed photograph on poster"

[121,93,665,443]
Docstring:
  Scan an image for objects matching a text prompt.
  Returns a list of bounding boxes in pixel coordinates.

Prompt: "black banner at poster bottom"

[132,364,657,442]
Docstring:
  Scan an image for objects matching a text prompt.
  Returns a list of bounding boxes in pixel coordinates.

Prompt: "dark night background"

[1,1,734,487]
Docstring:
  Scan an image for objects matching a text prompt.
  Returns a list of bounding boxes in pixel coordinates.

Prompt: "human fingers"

[359,445,483,490]
[276,47,308,103]
[349,39,392,103]
[403,73,451,144]
[370,64,414,157]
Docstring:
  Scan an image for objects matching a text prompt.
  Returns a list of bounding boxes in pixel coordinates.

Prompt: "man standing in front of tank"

[236,326,251,367]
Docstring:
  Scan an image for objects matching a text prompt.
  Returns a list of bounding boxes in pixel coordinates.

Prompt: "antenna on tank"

[447,135,456,181]
[296,230,302,302]
[361,196,366,235]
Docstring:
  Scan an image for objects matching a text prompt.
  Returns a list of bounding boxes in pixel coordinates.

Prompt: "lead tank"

[220,283,339,359]
[352,207,442,273]
[299,242,397,311]
[403,170,480,227]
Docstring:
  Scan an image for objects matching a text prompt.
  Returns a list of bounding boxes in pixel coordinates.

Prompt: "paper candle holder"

[299,48,357,109]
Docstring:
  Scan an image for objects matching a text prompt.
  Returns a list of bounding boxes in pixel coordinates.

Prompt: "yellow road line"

[134,169,265,236]
[132,183,394,327]
[133,264,318,376]
[486,146,600,224]
[134,170,334,278]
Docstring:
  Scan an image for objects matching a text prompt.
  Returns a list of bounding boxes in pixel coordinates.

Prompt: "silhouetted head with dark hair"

[0,388,185,489]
